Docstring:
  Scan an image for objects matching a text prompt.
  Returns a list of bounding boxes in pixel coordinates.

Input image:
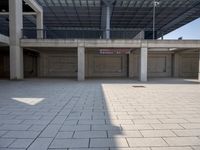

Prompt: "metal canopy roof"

[0,0,200,38]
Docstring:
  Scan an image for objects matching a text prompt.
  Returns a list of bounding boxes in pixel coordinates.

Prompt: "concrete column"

[105,6,111,39]
[173,53,180,77]
[129,53,134,78]
[23,0,44,39]
[9,0,24,80]
[36,12,44,39]
[198,50,200,81]
[78,47,85,81]
[36,13,44,39]
[139,47,148,82]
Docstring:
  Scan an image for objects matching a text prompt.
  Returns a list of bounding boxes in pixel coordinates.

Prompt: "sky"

[164,18,200,40]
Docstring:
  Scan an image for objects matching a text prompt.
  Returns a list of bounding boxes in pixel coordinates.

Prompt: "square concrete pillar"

[129,53,134,78]
[102,5,111,39]
[9,0,24,80]
[24,0,44,39]
[36,13,44,39]
[139,47,148,82]
[173,53,180,77]
[198,50,200,81]
[78,47,85,81]
[105,6,111,39]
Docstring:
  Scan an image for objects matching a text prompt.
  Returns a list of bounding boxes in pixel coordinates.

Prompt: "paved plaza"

[0,78,200,150]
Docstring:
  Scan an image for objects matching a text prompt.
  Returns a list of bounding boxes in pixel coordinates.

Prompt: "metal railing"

[21,28,151,40]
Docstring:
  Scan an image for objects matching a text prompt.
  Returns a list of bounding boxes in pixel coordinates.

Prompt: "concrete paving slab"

[0,78,200,149]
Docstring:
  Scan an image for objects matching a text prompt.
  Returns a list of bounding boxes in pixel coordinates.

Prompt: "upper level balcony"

[21,28,158,40]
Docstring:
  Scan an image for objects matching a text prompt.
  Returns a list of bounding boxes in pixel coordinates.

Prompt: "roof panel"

[0,0,200,37]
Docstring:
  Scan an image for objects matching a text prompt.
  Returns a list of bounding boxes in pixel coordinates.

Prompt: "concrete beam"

[24,0,43,38]
[78,47,85,81]
[21,39,79,48]
[20,39,200,49]
[20,39,142,48]
[23,0,43,14]
[139,47,148,82]
[0,12,37,16]
[146,40,200,48]
[169,48,199,53]
[0,34,9,45]
[9,0,24,80]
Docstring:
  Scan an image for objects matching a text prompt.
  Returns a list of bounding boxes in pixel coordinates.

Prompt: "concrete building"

[0,0,200,81]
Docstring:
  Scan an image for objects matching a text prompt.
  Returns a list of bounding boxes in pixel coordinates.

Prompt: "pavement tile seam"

[0,79,200,149]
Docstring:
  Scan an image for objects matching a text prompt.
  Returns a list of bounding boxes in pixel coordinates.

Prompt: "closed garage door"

[148,54,172,77]
[47,55,77,77]
[87,54,128,77]
[180,54,198,77]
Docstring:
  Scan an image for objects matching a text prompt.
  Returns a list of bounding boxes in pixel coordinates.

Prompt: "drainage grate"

[132,85,145,88]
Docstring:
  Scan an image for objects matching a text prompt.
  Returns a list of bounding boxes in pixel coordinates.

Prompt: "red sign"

[99,49,131,55]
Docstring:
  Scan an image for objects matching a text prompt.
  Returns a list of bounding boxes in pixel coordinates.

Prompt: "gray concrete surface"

[0,78,200,150]
[140,47,148,82]
[20,39,200,49]
[78,47,85,81]
[9,0,24,80]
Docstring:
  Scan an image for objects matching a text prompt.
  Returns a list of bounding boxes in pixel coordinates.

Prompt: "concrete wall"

[178,52,199,77]
[1,48,194,79]
[87,50,198,78]
[86,49,128,77]
[129,51,172,78]
[39,50,77,77]
[148,52,172,77]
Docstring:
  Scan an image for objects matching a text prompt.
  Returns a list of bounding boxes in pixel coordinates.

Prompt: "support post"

[24,0,44,39]
[140,47,148,82]
[78,47,85,81]
[36,12,44,39]
[129,53,134,78]
[101,1,112,39]
[105,6,110,39]
[173,53,180,77]
[9,0,24,80]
